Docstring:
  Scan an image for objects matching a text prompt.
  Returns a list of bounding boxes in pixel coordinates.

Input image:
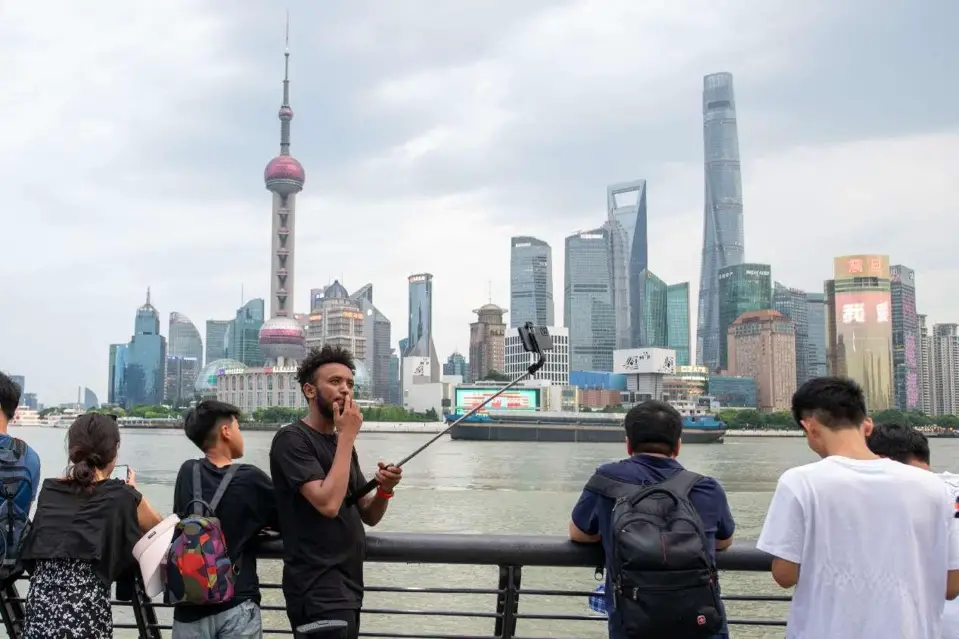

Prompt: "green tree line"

[716,408,959,430]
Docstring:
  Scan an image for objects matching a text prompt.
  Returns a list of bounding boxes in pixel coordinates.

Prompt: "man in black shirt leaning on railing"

[269,345,402,639]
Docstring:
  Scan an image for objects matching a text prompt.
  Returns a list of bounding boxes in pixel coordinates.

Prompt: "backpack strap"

[10,439,25,459]
[191,462,205,516]
[657,469,703,499]
[584,472,647,501]
[208,464,239,512]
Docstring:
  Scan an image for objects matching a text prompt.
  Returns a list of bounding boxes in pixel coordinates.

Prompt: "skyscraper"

[469,303,507,381]
[232,299,265,367]
[258,23,307,366]
[696,72,745,370]
[404,273,440,382]
[827,255,894,411]
[773,282,810,386]
[124,289,167,408]
[166,312,203,405]
[350,283,392,403]
[638,269,668,348]
[805,293,828,379]
[564,228,615,371]
[717,263,771,371]
[931,324,959,416]
[607,180,648,349]
[205,320,231,364]
[666,283,691,367]
[919,314,933,414]
[727,310,796,413]
[890,265,920,411]
[509,236,554,328]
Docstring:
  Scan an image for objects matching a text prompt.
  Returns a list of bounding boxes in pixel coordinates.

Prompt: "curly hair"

[296,345,356,395]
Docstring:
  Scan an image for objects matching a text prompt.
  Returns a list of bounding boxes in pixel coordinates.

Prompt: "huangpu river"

[9,426,959,638]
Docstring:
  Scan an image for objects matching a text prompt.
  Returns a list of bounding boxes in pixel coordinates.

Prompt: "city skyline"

[4,1,959,403]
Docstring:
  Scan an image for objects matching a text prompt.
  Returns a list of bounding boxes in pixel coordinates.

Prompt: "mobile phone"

[517,323,553,354]
[111,464,130,482]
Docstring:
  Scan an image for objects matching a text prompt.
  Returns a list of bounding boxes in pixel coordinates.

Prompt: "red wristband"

[376,486,394,500]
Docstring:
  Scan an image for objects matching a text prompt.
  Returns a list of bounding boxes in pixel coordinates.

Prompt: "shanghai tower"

[696,72,745,370]
[258,19,308,366]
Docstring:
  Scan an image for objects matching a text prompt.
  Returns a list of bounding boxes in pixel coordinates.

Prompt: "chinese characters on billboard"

[834,255,890,280]
[453,388,540,413]
[833,291,894,411]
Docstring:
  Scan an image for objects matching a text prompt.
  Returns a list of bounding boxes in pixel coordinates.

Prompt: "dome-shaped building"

[195,359,248,397]
[259,316,306,365]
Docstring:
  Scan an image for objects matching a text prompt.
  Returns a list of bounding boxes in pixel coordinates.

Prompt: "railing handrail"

[256,531,775,571]
[0,533,779,638]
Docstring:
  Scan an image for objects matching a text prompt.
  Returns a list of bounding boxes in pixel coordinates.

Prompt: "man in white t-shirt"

[757,377,959,639]
[866,422,959,639]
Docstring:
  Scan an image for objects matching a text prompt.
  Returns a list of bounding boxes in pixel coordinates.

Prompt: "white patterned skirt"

[22,558,112,639]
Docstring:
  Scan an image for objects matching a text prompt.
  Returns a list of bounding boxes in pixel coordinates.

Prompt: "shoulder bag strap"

[658,469,703,498]
[10,438,26,459]
[208,464,239,512]
[191,461,204,516]
[584,472,646,502]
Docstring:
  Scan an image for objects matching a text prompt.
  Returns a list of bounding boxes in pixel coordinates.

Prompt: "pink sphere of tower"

[264,156,305,196]
[258,316,306,363]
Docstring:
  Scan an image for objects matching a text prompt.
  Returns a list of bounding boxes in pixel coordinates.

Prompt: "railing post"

[129,572,162,639]
[0,582,25,638]
[493,564,522,639]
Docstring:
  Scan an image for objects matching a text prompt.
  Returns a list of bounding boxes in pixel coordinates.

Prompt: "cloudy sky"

[2,0,957,405]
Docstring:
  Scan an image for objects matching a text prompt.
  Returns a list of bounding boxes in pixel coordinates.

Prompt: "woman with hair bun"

[19,413,163,638]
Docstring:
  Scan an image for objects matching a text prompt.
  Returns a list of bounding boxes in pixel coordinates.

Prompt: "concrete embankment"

[121,420,448,434]
[724,429,804,437]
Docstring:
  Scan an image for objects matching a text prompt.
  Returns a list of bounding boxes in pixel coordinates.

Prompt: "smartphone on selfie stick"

[344,322,552,507]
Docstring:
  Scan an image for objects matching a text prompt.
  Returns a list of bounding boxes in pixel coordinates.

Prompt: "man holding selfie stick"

[269,345,402,639]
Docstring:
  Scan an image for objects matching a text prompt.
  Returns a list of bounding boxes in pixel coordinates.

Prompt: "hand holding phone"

[111,464,130,483]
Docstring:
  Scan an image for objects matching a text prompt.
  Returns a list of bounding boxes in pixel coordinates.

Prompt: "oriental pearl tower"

[258,22,307,366]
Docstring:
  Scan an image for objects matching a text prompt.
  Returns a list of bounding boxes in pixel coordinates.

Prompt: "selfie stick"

[345,322,550,507]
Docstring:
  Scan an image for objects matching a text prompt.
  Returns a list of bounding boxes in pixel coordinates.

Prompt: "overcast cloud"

[2,0,957,404]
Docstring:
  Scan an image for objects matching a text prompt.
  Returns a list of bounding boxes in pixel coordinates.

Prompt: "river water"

[9,425,959,639]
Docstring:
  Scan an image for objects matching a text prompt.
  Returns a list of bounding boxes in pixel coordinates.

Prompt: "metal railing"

[0,533,786,638]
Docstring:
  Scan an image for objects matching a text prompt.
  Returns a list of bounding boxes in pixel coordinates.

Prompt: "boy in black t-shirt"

[171,400,279,639]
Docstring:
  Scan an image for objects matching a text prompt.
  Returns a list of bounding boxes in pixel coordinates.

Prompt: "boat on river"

[446,410,725,444]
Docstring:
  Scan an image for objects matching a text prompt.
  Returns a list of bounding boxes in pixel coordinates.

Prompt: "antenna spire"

[278,12,293,155]
[146,286,151,306]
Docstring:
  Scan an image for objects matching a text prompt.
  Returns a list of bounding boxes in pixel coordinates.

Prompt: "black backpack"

[0,438,33,586]
[585,469,724,639]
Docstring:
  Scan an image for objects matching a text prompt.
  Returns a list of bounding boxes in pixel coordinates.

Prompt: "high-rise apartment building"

[932,324,959,416]
[919,314,933,414]
[469,303,507,381]
[773,282,809,386]
[805,293,828,378]
[509,236,554,328]
[564,228,616,371]
[826,255,894,411]
[890,265,920,411]
[696,72,746,370]
[639,269,668,348]
[404,273,440,382]
[607,180,648,349]
[205,320,231,364]
[505,326,569,384]
[718,263,771,371]
[727,310,796,412]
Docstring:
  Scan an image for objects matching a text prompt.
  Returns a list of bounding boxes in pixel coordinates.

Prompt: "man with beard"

[270,345,402,638]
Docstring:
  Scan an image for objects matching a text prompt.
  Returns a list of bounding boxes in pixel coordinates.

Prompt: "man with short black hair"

[0,372,40,514]
[758,377,959,638]
[171,399,278,639]
[568,400,735,639]
[270,345,402,639]
[867,423,959,639]
[0,371,41,586]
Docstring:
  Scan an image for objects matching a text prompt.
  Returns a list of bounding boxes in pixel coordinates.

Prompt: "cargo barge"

[446,410,725,444]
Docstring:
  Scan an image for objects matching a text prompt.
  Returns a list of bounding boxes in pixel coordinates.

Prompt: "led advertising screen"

[834,291,894,411]
[453,387,540,413]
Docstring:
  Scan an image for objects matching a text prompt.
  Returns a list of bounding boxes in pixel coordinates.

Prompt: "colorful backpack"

[165,462,239,605]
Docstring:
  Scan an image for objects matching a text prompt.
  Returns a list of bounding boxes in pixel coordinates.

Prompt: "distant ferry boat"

[446,410,725,444]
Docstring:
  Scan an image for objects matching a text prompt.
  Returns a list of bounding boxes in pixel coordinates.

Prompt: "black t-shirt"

[269,421,367,616]
[171,458,279,623]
